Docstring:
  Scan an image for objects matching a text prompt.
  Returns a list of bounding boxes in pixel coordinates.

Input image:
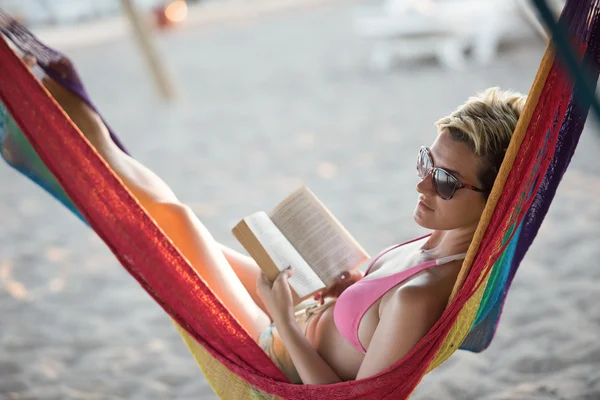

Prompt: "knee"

[144,201,192,229]
[145,202,213,241]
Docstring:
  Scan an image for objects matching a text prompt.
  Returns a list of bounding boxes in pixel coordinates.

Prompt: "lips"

[418,199,434,211]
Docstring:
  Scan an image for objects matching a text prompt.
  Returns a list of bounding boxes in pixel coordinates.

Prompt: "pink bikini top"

[333,234,466,353]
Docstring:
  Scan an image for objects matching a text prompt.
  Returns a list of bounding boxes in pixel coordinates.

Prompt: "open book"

[232,186,370,302]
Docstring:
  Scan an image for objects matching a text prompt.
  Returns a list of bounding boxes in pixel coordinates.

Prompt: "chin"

[413,207,436,229]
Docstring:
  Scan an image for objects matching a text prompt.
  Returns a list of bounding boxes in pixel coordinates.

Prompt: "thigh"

[219,244,270,316]
[148,202,272,340]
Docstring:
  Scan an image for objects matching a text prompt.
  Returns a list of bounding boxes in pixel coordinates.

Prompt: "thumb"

[285,267,294,281]
[275,267,293,284]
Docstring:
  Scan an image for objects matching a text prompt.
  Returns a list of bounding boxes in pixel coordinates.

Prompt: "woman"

[30,60,525,384]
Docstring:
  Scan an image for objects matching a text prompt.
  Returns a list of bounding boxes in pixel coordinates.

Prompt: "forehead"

[429,131,482,182]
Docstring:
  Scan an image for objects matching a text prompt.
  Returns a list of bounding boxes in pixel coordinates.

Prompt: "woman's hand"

[257,267,295,324]
[314,269,363,305]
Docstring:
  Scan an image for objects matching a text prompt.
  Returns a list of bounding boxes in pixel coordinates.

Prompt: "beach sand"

[1,2,599,399]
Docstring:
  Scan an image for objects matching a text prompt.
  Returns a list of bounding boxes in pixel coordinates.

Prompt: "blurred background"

[1,0,599,399]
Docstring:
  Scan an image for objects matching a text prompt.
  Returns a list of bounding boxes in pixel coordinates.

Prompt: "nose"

[416,172,435,196]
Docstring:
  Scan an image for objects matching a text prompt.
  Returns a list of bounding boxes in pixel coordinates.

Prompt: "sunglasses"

[417,146,487,200]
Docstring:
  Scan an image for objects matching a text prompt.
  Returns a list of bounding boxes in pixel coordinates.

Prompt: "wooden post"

[120,0,177,100]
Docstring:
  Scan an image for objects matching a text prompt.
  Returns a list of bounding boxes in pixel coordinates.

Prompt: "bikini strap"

[436,252,467,265]
[365,233,431,275]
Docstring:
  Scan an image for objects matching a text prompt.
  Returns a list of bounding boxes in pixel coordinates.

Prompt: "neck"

[422,225,478,259]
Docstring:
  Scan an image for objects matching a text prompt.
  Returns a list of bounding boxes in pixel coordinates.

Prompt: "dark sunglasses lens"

[433,169,457,200]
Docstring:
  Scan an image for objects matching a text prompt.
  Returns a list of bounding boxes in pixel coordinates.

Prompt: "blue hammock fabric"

[461,42,600,351]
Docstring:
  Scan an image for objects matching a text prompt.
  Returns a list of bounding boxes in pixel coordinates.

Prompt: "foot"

[26,56,112,151]
[0,55,114,210]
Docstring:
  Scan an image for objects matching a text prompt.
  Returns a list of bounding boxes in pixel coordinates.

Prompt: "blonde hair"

[435,87,527,194]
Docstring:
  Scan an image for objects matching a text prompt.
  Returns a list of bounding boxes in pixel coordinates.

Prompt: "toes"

[21,54,37,67]
[18,55,64,97]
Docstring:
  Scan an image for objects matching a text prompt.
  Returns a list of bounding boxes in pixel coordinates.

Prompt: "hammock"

[0,0,598,398]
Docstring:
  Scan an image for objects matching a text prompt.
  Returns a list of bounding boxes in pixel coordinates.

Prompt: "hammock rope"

[533,0,600,120]
[0,1,598,398]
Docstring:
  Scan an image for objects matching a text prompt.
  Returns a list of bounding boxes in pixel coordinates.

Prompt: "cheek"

[436,198,485,228]
[457,198,486,224]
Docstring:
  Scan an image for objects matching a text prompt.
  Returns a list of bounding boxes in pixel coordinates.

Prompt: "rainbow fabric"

[0,1,598,398]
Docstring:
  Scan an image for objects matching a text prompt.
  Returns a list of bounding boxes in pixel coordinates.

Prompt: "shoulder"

[356,280,447,379]
[370,285,447,354]
[394,284,442,308]
[383,283,449,322]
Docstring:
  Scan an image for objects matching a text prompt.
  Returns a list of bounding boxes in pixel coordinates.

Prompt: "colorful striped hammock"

[0,0,598,398]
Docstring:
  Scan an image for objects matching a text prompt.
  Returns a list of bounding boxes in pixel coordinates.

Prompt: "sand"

[1,2,599,399]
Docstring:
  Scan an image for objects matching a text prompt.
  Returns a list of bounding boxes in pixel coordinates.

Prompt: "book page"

[243,212,325,298]
[269,187,369,287]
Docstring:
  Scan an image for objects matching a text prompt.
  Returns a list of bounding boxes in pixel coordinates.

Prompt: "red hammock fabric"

[0,1,595,397]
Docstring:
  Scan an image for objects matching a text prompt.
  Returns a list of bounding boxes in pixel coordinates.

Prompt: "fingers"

[314,292,324,305]
[274,266,293,287]
[349,270,364,281]
[315,270,363,303]
[257,267,292,291]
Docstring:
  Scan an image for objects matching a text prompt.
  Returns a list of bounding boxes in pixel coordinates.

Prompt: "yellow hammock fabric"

[0,0,597,397]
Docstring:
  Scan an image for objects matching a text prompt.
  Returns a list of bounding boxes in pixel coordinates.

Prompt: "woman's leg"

[219,244,269,313]
[40,69,271,340]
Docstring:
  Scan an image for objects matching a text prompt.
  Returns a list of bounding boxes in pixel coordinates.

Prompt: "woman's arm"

[278,284,443,384]
[276,317,342,384]
[258,269,444,384]
[355,285,445,379]
[313,269,364,304]
[257,268,342,384]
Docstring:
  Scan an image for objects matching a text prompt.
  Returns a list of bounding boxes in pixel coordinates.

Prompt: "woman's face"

[413,130,487,231]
